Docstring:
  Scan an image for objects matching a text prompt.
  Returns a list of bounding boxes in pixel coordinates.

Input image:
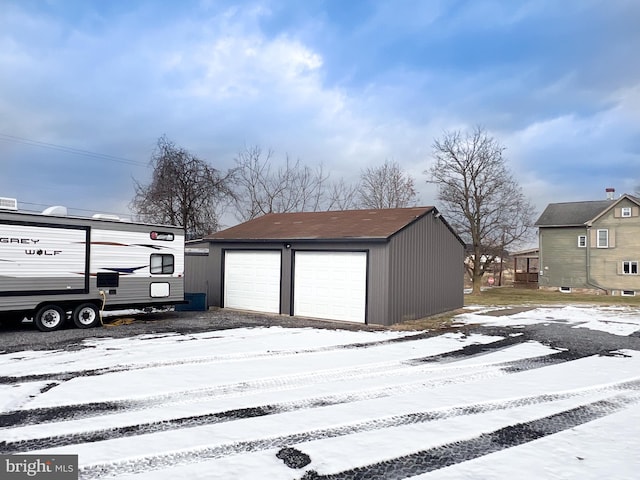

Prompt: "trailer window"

[150,231,174,241]
[150,254,174,274]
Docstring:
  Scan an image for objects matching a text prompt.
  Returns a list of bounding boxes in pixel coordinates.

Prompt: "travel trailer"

[0,198,184,331]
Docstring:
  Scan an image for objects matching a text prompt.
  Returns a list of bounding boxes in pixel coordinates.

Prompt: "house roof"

[535,200,612,227]
[207,207,436,241]
[535,194,640,227]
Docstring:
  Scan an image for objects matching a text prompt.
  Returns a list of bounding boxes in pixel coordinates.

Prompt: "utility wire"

[0,133,146,218]
[0,133,148,167]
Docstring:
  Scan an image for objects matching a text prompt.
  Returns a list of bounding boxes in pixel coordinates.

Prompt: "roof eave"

[206,236,390,243]
[535,223,587,228]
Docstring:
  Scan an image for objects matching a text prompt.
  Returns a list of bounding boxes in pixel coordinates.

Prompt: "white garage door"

[294,251,367,323]
[224,251,281,313]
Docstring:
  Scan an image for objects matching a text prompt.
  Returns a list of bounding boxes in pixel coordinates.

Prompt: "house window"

[578,235,586,248]
[621,207,632,218]
[622,290,636,297]
[623,261,638,275]
[150,254,174,274]
[597,229,609,248]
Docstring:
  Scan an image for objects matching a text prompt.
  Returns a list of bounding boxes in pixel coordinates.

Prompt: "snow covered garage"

[197,207,464,326]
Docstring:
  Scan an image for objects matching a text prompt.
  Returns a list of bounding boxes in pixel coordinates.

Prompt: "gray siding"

[365,244,389,326]
[589,200,640,291]
[538,227,589,288]
[387,212,463,325]
[206,244,224,308]
[185,252,210,294]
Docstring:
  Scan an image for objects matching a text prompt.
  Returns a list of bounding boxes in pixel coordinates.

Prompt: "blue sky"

[1,0,639,223]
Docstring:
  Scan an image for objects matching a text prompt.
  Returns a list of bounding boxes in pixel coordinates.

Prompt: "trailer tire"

[73,303,101,329]
[34,305,66,332]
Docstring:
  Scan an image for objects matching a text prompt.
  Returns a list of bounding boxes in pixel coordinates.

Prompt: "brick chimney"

[606,187,615,200]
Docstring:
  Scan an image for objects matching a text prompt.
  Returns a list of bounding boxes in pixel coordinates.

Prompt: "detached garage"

[197,207,464,326]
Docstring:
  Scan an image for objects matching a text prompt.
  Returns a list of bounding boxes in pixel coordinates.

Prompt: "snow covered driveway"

[1,305,640,479]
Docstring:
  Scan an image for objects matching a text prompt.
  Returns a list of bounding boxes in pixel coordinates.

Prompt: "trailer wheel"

[73,303,101,329]
[34,305,66,332]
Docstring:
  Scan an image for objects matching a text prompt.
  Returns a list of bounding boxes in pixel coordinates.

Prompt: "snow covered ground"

[1,305,640,479]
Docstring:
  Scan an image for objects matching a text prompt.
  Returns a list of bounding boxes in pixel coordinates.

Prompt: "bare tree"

[131,136,233,239]
[326,178,362,210]
[359,160,417,209]
[233,146,420,218]
[232,146,331,221]
[427,126,536,294]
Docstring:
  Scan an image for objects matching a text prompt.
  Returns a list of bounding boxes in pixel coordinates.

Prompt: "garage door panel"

[294,251,367,323]
[224,251,281,313]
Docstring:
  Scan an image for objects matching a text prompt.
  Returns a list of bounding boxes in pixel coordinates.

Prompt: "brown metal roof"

[207,207,435,241]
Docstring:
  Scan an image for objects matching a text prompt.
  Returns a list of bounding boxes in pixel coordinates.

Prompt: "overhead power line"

[0,132,148,167]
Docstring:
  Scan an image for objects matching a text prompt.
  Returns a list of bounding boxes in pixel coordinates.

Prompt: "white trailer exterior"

[0,206,184,331]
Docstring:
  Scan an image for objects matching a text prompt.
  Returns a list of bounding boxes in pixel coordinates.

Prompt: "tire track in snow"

[4,375,640,455]
[299,393,640,480]
[0,338,567,429]
[0,360,498,429]
[76,385,640,479]
[0,331,448,385]
[407,334,526,364]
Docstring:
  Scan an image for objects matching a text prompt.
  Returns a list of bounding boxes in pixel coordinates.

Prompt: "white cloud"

[179,35,324,101]
[130,8,440,177]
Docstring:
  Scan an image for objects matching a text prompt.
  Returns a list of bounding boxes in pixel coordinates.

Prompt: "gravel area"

[0,308,388,354]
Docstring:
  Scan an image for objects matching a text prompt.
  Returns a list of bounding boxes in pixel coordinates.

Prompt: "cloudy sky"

[1,0,639,224]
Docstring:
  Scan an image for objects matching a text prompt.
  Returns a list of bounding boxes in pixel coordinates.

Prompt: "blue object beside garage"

[175,292,208,311]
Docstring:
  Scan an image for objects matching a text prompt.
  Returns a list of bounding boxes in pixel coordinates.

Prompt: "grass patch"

[391,308,468,331]
[394,287,640,331]
[465,286,640,307]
